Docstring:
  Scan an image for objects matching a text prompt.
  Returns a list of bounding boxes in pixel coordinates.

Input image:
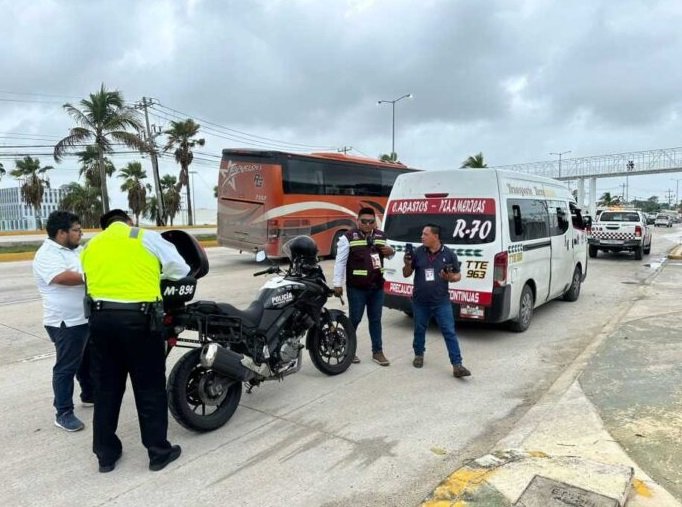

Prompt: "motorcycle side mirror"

[255,251,267,263]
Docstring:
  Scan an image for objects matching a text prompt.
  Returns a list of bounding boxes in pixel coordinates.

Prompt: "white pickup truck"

[588,210,652,260]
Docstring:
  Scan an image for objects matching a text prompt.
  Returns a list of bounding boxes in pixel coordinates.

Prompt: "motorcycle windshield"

[161,230,209,279]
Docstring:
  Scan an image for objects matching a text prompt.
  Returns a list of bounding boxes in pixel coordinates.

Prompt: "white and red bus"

[217,149,417,257]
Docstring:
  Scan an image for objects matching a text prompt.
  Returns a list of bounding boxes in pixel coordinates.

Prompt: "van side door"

[548,200,573,297]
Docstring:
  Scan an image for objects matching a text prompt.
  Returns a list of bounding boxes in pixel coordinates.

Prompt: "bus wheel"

[329,231,346,259]
[508,284,534,332]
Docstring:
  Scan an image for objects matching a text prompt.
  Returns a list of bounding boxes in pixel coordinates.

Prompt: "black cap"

[99,209,131,230]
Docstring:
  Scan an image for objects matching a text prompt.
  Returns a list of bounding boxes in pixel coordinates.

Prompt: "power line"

[0,90,82,100]
[152,102,337,150]
[150,106,314,151]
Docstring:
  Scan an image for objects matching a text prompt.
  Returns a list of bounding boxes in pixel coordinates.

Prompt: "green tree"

[0,162,5,179]
[163,119,204,226]
[53,84,144,214]
[118,161,147,226]
[76,145,116,190]
[598,192,614,206]
[160,174,182,226]
[59,182,102,228]
[213,185,218,198]
[10,156,53,229]
[380,152,399,163]
[460,152,487,168]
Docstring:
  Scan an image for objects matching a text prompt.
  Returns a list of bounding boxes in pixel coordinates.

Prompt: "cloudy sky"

[2,0,682,216]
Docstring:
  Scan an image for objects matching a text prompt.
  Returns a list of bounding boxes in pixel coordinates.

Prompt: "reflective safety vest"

[344,228,387,290]
[81,222,161,302]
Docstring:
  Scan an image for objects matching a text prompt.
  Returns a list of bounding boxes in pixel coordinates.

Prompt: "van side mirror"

[583,216,592,229]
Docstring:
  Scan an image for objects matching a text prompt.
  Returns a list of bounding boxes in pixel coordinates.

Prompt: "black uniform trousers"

[88,309,172,465]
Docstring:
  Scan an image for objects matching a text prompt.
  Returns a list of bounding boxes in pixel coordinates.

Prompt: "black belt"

[92,301,156,312]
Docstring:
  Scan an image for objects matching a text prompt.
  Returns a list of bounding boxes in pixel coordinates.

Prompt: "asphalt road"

[1,226,680,506]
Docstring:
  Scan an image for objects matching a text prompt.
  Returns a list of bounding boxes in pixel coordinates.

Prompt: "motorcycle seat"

[215,300,264,328]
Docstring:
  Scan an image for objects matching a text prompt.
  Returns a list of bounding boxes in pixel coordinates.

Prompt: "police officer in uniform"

[81,209,190,473]
[333,207,394,366]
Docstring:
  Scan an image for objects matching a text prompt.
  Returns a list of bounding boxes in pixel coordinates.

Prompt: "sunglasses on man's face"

[359,218,376,225]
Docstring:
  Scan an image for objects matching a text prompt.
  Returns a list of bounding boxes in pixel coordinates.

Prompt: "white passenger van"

[382,169,588,331]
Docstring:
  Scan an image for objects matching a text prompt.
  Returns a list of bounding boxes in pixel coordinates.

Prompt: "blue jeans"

[45,323,92,416]
[347,286,385,353]
[412,301,463,365]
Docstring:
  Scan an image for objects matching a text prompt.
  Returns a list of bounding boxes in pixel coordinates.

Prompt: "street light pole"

[671,178,682,208]
[378,93,412,158]
[550,150,571,179]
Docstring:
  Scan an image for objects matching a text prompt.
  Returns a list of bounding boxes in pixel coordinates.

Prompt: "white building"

[0,186,65,231]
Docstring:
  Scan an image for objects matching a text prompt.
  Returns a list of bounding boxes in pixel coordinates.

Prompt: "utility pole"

[550,150,571,179]
[620,183,627,203]
[337,146,352,154]
[666,188,674,207]
[139,97,166,225]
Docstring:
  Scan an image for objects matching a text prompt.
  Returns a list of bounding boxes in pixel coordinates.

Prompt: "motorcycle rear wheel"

[308,310,357,375]
[167,348,242,432]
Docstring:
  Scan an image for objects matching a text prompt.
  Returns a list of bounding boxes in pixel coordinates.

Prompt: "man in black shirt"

[402,224,471,378]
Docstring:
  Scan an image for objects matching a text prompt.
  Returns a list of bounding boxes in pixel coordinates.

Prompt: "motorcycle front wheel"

[307,310,357,376]
[167,348,242,432]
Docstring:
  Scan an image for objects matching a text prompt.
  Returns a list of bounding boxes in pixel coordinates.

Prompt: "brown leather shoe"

[351,355,361,364]
[372,351,390,366]
[452,364,471,378]
[413,356,424,368]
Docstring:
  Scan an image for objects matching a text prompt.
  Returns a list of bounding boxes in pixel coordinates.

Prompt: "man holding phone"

[333,207,394,366]
[402,224,471,378]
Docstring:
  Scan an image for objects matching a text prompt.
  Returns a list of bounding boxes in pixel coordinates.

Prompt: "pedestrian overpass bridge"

[493,147,682,216]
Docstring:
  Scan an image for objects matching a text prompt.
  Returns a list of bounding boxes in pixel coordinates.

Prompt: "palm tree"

[160,174,182,226]
[53,84,144,214]
[380,153,399,163]
[59,182,102,228]
[460,152,487,168]
[77,145,116,189]
[163,119,205,225]
[118,161,147,226]
[10,156,53,229]
[598,192,614,206]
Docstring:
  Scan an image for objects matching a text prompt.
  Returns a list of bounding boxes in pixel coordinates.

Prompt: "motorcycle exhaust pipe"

[200,343,256,382]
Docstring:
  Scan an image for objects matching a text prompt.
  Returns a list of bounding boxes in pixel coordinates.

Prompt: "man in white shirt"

[33,211,92,432]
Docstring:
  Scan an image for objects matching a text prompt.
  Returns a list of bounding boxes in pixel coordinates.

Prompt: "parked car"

[655,214,673,227]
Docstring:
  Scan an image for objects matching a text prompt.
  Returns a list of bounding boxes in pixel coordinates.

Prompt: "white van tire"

[509,284,534,332]
[562,266,582,302]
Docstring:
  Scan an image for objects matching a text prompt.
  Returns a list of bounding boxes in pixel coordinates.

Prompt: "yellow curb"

[0,240,218,263]
[422,466,496,506]
[667,245,682,260]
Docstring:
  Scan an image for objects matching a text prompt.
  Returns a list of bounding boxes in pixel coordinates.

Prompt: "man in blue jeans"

[402,224,471,378]
[33,211,93,431]
[333,207,394,366]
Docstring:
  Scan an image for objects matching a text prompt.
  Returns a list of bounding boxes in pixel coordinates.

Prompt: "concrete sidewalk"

[422,258,682,506]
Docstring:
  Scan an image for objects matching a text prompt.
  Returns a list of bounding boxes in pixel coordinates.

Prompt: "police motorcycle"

[160,232,357,432]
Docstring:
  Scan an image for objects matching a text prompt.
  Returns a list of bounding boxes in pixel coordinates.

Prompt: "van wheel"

[563,266,582,302]
[329,230,346,259]
[588,245,598,258]
[634,246,643,260]
[509,284,534,333]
